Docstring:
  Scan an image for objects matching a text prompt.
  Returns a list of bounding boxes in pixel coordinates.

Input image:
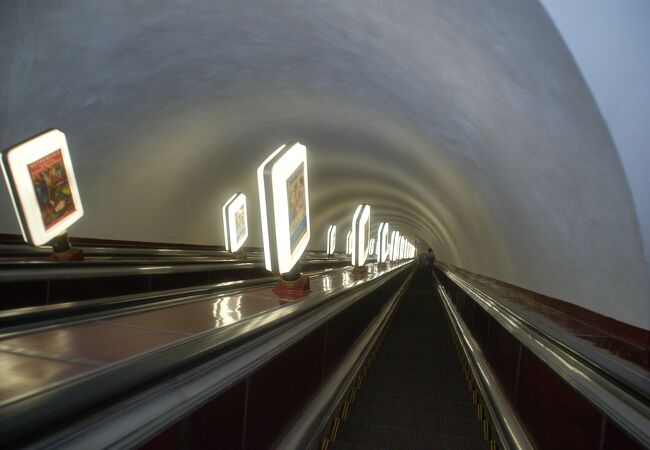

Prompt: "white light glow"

[1,129,84,246]
[257,142,310,274]
[327,224,336,255]
[351,204,371,267]
[390,231,400,261]
[257,144,286,271]
[346,230,352,255]
[377,222,389,263]
[222,193,248,253]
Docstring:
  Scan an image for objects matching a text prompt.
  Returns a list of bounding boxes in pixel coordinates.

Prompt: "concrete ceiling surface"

[1,0,648,329]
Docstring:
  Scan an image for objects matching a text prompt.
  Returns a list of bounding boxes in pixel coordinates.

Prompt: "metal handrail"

[0,256,348,282]
[441,268,650,449]
[434,271,533,450]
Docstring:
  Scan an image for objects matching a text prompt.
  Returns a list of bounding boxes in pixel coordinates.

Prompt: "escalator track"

[332,269,488,450]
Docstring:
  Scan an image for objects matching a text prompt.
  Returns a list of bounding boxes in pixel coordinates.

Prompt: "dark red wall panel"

[189,381,246,450]
[516,347,602,450]
[245,325,327,449]
[485,318,520,403]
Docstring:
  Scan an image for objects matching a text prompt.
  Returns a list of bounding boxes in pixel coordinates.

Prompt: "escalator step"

[333,270,489,449]
[333,420,487,450]
[354,388,475,415]
[345,402,485,438]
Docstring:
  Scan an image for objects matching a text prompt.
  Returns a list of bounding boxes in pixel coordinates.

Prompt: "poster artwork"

[27,149,76,230]
[235,203,246,244]
[287,162,307,254]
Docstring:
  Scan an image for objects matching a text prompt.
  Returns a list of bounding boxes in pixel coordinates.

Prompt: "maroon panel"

[471,304,490,351]
[150,271,211,291]
[189,381,246,450]
[139,423,180,450]
[1,321,184,363]
[49,275,150,303]
[106,294,284,335]
[485,318,520,402]
[0,352,92,404]
[323,304,358,377]
[245,325,326,449]
[602,419,644,450]
[516,347,602,450]
[0,280,48,310]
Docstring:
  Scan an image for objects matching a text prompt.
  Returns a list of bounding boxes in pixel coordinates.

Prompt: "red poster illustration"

[27,149,76,230]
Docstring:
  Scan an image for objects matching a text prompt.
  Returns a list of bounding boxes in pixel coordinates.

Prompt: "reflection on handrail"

[213,296,244,327]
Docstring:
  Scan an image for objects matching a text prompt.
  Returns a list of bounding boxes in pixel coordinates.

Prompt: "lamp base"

[273,274,311,300]
[352,266,368,277]
[47,232,84,261]
[232,251,247,260]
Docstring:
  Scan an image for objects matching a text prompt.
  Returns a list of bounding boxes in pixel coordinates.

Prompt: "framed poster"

[1,129,83,246]
[327,225,336,255]
[222,192,248,252]
[351,203,371,267]
[257,142,310,274]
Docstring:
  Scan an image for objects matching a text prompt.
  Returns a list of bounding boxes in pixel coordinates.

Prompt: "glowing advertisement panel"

[390,231,400,261]
[346,230,352,255]
[222,192,248,252]
[257,142,310,274]
[327,225,336,255]
[351,204,370,267]
[1,129,84,246]
[377,222,389,263]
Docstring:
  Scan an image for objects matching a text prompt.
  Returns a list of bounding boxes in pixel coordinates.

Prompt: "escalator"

[332,269,488,450]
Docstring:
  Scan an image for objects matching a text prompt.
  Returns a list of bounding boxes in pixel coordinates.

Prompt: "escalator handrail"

[441,267,650,449]
[435,271,534,450]
[0,256,348,282]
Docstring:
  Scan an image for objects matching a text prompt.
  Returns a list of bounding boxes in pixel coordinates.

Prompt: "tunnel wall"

[1,0,648,329]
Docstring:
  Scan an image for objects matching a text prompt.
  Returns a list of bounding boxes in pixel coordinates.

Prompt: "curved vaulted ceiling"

[1,1,648,328]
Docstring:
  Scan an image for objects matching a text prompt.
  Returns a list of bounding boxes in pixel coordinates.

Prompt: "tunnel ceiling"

[1,0,648,329]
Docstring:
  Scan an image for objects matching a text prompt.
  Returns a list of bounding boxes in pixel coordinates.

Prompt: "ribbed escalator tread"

[331,269,488,450]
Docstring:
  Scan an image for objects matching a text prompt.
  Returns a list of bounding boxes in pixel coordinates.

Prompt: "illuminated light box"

[390,231,400,261]
[377,222,389,263]
[1,129,84,247]
[368,237,376,256]
[257,142,310,275]
[327,225,336,255]
[351,204,371,267]
[222,192,248,253]
[346,230,352,255]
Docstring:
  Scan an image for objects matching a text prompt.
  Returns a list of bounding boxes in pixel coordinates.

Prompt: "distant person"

[425,248,435,269]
